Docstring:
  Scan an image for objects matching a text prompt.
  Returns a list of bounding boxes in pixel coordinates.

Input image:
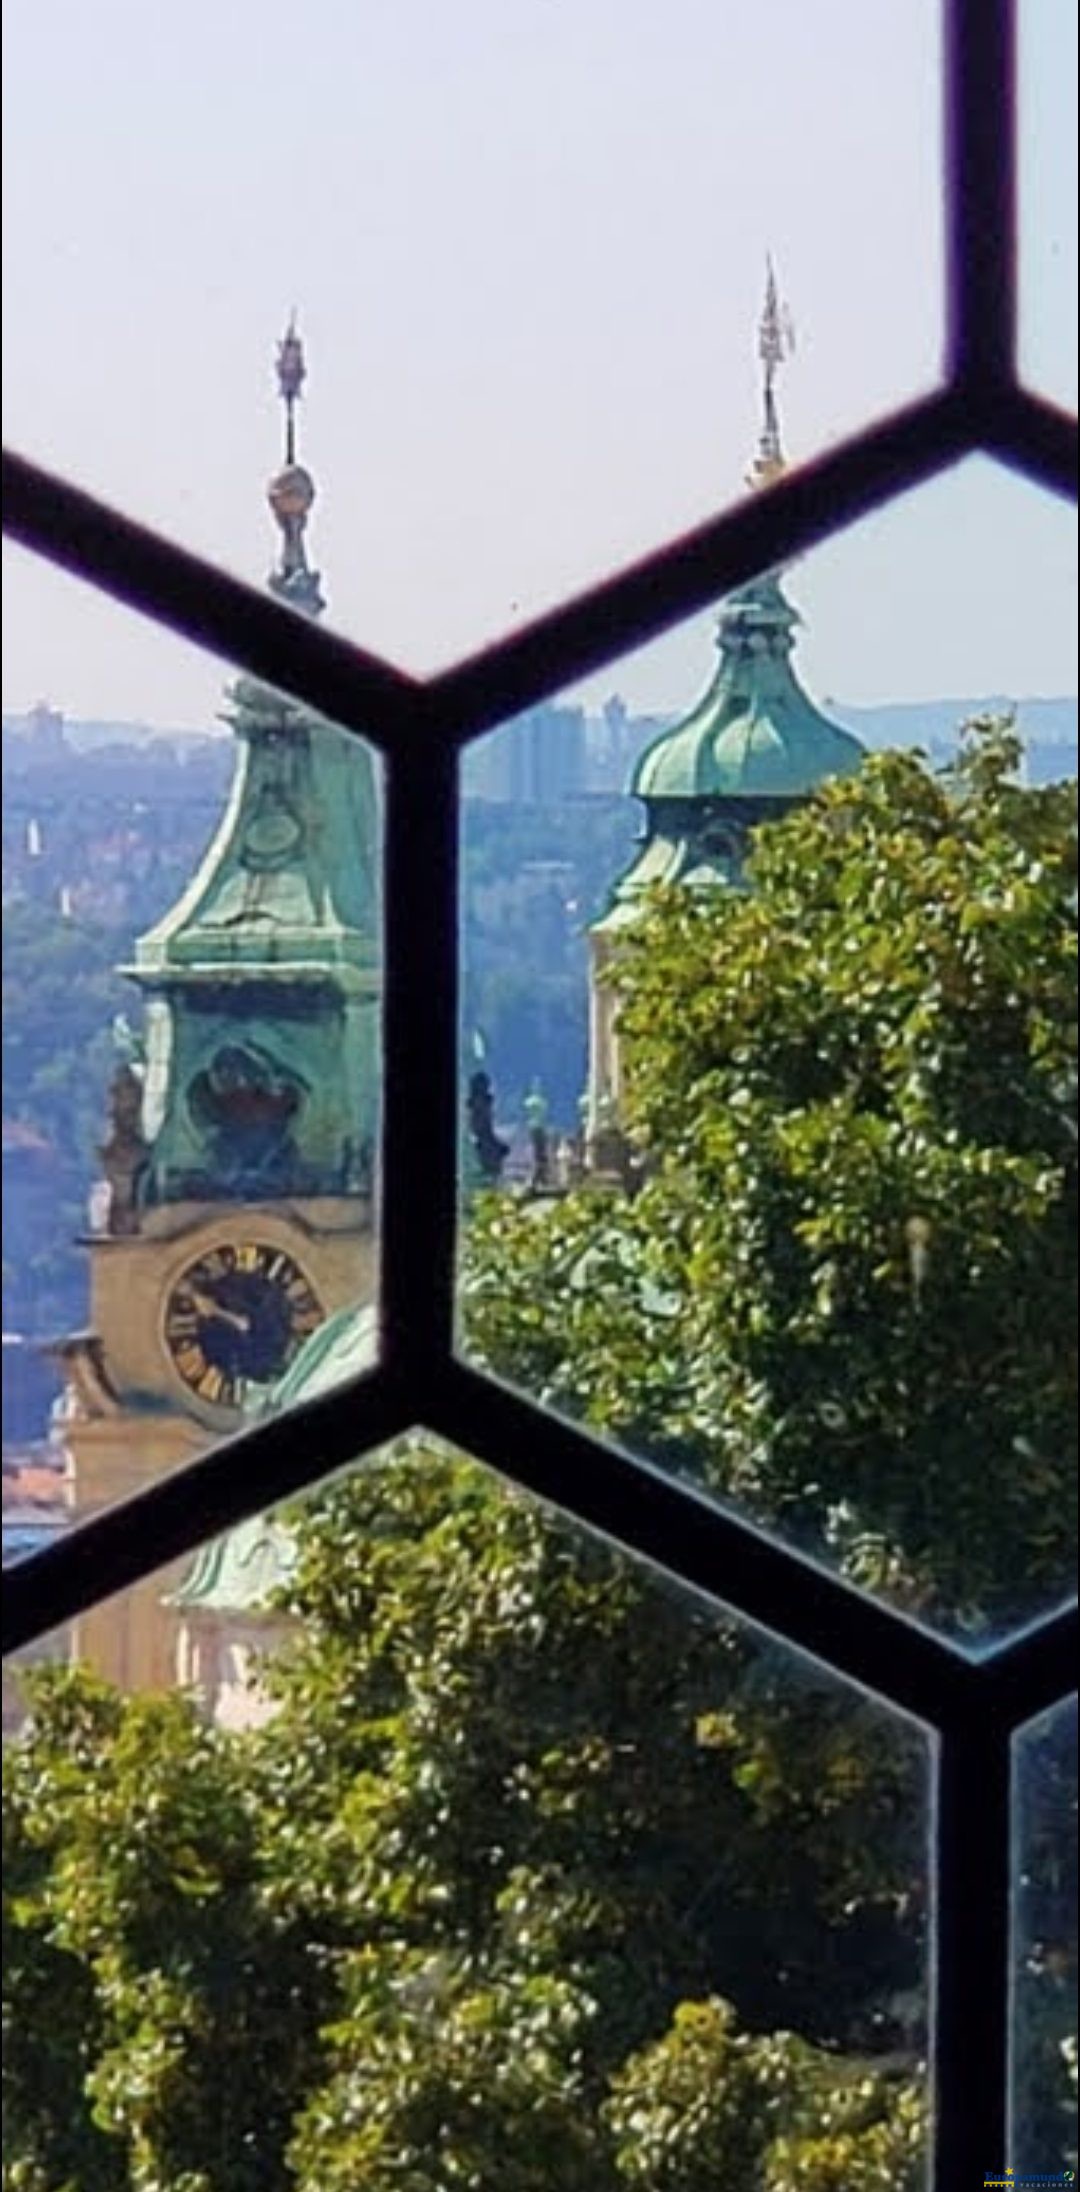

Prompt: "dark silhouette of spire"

[267,316,325,617]
[745,257,795,493]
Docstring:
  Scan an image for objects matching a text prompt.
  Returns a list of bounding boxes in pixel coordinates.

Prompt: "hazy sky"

[2,0,1076,728]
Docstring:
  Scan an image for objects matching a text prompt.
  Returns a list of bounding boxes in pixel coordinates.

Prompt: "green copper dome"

[595,270,862,926]
[594,572,863,935]
[633,575,862,803]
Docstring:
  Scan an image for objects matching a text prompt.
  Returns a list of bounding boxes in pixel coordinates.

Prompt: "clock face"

[163,1242,324,1411]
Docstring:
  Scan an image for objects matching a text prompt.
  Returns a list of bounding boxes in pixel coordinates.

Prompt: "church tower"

[586,268,863,1152]
[58,324,380,1692]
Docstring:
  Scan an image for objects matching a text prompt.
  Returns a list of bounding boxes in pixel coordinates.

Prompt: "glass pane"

[1011,1696,1079,2178]
[3,1420,931,2189]
[2,542,381,1628]
[2,0,942,679]
[458,457,1078,1649]
[1019,0,1080,410]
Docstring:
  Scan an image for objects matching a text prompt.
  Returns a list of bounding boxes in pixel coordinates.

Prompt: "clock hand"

[188,1287,252,1334]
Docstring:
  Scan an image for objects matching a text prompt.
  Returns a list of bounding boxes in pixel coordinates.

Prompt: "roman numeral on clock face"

[165,1242,325,1409]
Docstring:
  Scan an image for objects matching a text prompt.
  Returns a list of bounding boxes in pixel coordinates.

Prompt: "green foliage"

[4,1667,330,2192]
[3,1443,927,2189]
[288,1949,603,2191]
[762,2078,926,2192]
[606,1996,925,2192]
[3,1674,125,2192]
[466,722,1078,1637]
[7,725,1074,2185]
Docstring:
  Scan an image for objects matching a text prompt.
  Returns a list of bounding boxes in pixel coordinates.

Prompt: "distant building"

[468,703,586,804]
[585,699,674,794]
[22,703,68,766]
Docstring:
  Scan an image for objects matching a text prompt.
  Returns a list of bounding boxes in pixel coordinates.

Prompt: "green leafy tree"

[3,1675,122,2192]
[267,1447,924,2188]
[3,1668,331,2192]
[5,1443,926,2191]
[466,721,1077,1638]
[4,723,1074,2186]
[606,1997,926,2192]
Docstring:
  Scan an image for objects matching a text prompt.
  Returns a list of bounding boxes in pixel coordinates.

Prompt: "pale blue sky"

[2,0,1076,727]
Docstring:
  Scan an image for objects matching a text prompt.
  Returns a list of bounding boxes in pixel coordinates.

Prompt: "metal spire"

[267,315,325,618]
[746,257,795,492]
[276,312,306,466]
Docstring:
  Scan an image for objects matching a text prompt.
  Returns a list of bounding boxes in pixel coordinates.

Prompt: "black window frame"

[3,2,1077,2179]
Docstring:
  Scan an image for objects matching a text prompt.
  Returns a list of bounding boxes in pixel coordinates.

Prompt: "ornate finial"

[746,258,795,492]
[267,316,325,617]
[276,312,306,465]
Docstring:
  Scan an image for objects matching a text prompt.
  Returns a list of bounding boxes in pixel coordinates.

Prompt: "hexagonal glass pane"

[2,541,381,1558]
[3,1421,932,2186]
[1011,1695,1078,2178]
[3,0,942,678]
[458,457,1077,1650]
[1019,0,1079,410]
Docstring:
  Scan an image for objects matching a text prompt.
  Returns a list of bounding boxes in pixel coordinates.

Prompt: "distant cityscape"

[4,694,1076,1067]
[3,687,1077,1475]
[5,682,1079,820]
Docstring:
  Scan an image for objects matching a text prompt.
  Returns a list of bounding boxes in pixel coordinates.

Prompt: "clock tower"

[58,323,380,1692]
